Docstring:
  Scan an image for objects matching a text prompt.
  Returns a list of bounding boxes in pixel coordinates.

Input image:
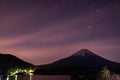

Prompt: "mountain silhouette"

[35,49,120,75]
[0,53,34,74]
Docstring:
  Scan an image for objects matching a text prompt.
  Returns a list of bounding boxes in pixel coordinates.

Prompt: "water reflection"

[33,75,70,80]
[6,75,70,80]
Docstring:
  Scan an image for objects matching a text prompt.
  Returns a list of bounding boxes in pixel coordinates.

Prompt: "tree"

[96,67,111,80]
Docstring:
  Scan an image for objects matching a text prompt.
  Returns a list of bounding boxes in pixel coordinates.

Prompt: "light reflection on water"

[7,75,71,80]
[32,75,71,80]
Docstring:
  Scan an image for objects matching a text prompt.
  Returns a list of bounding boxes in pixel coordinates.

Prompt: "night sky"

[0,0,120,65]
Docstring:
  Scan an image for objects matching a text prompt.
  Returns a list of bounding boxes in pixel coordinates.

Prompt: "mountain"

[0,53,34,74]
[35,49,120,75]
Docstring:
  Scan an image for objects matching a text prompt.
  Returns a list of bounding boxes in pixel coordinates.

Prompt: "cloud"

[0,33,119,65]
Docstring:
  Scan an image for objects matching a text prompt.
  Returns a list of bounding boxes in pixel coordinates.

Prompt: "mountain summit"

[49,49,120,68]
[35,49,120,75]
[71,49,95,57]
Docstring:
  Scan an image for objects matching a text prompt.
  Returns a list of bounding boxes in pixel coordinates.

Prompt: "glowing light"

[6,76,9,80]
[7,68,35,80]
[29,69,34,80]
[15,75,18,80]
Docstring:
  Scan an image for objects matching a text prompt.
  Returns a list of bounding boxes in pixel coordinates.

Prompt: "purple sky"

[0,0,120,65]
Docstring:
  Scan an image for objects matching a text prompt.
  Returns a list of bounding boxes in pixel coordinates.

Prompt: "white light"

[15,75,18,80]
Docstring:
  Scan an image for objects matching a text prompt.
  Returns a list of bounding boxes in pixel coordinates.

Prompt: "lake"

[7,75,71,80]
[33,75,71,80]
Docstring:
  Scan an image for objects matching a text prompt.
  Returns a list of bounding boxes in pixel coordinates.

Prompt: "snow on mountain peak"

[72,49,95,57]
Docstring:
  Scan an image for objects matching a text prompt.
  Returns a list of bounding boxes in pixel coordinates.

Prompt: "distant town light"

[7,68,35,80]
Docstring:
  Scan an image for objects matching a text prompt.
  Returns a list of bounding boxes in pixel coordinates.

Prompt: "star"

[96,8,100,12]
[87,25,93,34]
[88,25,93,29]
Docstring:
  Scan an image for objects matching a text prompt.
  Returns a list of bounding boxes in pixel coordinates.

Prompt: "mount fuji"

[35,49,120,75]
